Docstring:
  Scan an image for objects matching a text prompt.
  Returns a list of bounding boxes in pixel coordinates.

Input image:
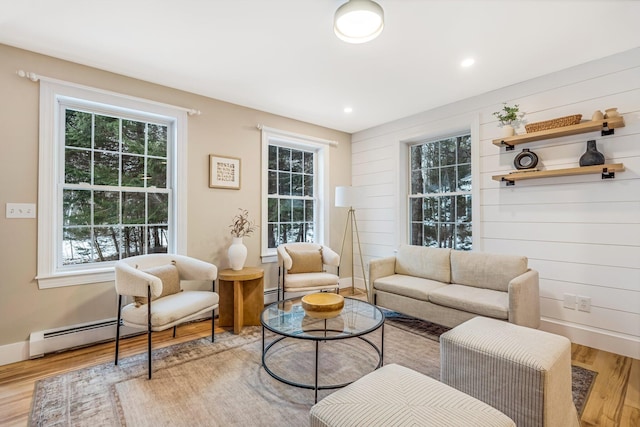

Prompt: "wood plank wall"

[351,48,640,358]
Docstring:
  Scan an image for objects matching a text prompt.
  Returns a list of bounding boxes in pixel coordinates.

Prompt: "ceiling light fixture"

[344,107,353,113]
[334,0,384,44]
[461,58,475,68]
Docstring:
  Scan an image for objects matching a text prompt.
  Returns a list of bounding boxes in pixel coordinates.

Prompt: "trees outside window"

[62,109,170,265]
[266,144,316,248]
[260,126,333,260]
[409,134,472,250]
[37,80,186,288]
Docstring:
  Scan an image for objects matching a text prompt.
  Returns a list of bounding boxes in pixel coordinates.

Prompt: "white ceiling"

[1,1,639,133]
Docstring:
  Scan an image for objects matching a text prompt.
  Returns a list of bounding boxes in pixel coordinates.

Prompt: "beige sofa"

[369,245,540,328]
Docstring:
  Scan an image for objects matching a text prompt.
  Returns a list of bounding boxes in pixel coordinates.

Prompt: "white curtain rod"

[16,69,202,116]
[257,124,338,147]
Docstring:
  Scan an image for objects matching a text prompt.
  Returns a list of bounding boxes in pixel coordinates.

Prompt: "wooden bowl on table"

[301,293,344,319]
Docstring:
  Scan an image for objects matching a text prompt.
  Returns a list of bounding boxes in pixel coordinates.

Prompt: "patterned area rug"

[29,315,597,425]
[382,309,597,415]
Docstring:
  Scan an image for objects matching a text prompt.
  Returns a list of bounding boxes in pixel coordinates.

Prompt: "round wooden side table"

[218,267,264,334]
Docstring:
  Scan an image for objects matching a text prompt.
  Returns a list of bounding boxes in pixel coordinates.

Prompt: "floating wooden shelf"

[492,163,625,186]
[492,116,625,150]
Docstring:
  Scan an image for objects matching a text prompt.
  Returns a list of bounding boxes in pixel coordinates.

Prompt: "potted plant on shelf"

[228,208,257,271]
[493,103,521,137]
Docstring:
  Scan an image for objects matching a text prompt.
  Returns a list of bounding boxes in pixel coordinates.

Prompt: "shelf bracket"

[601,122,615,136]
[601,167,615,180]
[499,140,515,151]
[501,177,515,186]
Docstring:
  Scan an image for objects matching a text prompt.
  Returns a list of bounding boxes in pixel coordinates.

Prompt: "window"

[266,145,316,247]
[37,80,187,288]
[62,109,170,264]
[260,126,336,260]
[409,133,472,249]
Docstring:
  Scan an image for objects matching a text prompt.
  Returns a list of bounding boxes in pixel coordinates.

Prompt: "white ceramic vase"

[228,237,247,271]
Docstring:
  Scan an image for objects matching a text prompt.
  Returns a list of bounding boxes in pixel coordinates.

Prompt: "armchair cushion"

[134,263,181,306]
[123,291,219,331]
[286,248,323,274]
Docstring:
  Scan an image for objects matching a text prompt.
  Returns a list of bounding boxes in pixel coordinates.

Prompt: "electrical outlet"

[6,203,36,218]
[563,293,576,310]
[577,296,591,312]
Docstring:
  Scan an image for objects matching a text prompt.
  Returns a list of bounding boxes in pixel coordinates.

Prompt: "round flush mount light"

[460,57,475,68]
[344,107,353,113]
[334,0,384,44]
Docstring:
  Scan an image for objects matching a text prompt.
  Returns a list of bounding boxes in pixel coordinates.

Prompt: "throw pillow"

[134,262,181,306]
[286,248,323,274]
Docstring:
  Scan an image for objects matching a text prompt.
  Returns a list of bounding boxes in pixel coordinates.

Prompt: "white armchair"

[276,242,340,300]
[114,254,218,378]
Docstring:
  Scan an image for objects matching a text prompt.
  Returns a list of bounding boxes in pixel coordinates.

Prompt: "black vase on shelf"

[579,140,605,167]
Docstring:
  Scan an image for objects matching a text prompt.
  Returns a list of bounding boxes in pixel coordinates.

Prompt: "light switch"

[6,203,36,218]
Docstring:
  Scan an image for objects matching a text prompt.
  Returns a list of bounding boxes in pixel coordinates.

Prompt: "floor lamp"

[335,186,367,296]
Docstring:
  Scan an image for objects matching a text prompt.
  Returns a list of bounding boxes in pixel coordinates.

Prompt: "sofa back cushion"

[395,245,451,283]
[450,250,528,292]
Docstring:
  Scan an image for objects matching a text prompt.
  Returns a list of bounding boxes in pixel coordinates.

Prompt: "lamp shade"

[335,186,364,208]
[334,0,384,44]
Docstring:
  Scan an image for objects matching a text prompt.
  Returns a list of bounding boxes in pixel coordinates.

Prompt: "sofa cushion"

[374,274,447,302]
[395,245,451,283]
[428,284,509,319]
[450,251,528,292]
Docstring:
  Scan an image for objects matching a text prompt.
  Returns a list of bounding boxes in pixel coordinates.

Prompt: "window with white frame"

[260,126,334,260]
[37,80,187,288]
[409,133,472,249]
[266,145,316,247]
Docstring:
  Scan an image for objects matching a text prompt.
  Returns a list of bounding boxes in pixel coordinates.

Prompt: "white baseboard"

[0,340,29,366]
[541,318,640,359]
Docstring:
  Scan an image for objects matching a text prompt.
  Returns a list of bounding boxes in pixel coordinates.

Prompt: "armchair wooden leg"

[115,295,123,366]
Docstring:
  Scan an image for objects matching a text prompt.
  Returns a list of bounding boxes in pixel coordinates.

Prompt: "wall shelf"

[492,116,625,150]
[492,163,625,186]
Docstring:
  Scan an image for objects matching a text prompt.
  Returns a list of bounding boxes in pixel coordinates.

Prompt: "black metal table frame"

[261,302,384,403]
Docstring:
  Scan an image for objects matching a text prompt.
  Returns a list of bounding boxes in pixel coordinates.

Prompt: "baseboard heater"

[29,318,139,359]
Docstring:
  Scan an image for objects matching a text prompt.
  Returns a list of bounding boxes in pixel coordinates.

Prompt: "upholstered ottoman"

[440,317,580,427]
[309,363,515,427]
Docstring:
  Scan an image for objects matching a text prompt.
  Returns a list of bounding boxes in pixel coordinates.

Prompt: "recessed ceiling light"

[344,107,353,113]
[461,58,475,68]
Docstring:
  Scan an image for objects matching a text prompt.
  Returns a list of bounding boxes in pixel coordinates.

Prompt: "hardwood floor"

[1,315,638,426]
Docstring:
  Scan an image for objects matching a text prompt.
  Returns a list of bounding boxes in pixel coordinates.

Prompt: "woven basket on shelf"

[525,114,582,133]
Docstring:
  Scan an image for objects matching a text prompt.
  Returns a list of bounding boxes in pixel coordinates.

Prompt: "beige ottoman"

[309,363,515,427]
[440,317,579,427]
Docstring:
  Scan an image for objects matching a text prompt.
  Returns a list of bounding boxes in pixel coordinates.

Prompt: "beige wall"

[0,44,352,347]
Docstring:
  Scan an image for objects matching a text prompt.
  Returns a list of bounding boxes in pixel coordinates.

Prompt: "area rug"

[30,316,596,426]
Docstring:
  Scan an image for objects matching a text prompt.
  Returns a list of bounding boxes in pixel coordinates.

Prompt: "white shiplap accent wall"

[352,48,640,358]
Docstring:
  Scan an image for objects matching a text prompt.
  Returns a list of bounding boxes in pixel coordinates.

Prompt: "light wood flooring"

[0,310,638,426]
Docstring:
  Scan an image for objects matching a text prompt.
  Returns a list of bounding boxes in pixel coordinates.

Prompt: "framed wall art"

[209,155,241,189]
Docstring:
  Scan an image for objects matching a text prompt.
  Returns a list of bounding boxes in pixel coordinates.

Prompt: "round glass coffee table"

[261,296,385,403]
